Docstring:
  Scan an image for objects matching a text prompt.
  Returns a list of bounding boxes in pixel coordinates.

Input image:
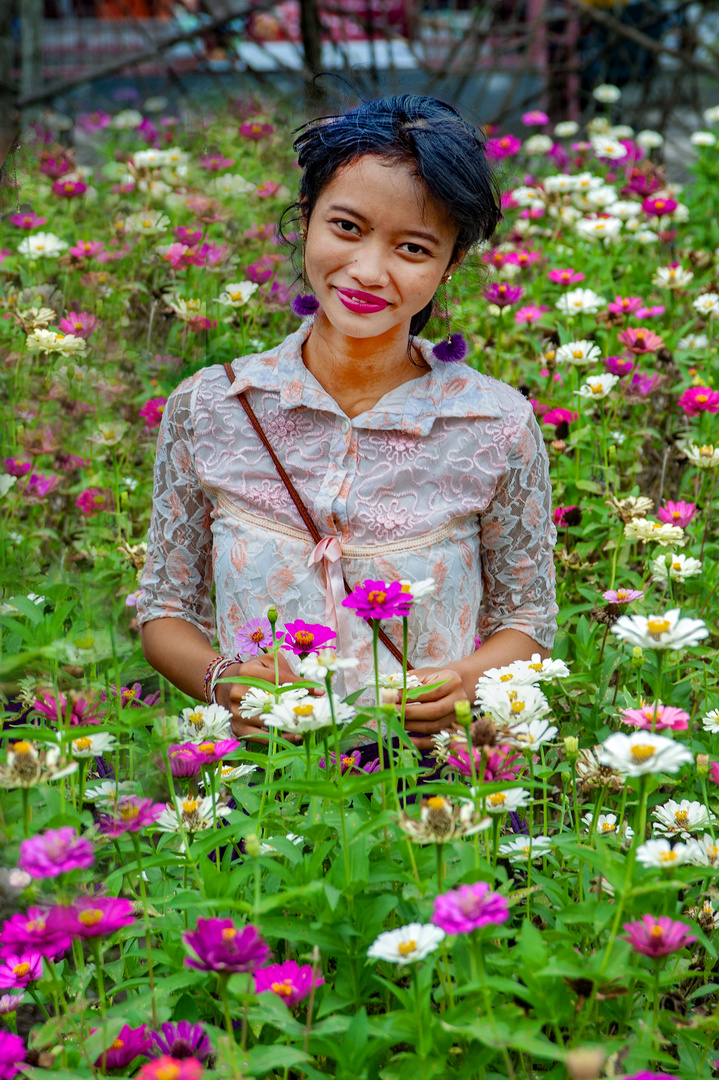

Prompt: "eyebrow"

[327,204,441,245]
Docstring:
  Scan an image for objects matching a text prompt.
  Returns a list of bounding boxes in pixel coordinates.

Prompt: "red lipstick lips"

[335,288,390,314]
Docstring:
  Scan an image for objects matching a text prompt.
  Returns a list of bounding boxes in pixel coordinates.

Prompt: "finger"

[408,675,463,703]
[404,717,456,734]
[404,699,466,722]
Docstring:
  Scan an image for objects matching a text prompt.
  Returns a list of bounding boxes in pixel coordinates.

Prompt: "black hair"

[278,94,502,337]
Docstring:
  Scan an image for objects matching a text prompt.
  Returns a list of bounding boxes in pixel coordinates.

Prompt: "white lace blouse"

[137,321,558,696]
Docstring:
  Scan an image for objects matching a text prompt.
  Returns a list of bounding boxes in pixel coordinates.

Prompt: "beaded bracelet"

[203,655,225,703]
[209,655,243,705]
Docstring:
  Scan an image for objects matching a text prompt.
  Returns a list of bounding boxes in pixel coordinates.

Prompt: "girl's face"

[303,155,459,342]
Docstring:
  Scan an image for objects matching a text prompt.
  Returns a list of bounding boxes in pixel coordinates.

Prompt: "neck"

[301,312,430,419]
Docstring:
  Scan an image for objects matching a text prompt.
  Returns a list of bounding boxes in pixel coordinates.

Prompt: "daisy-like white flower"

[623,519,685,546]
[593,83,621,103]
[677,333,709,351]
[498,835,552,862]
[651,552,702,582]
[590,134,628,160]
[298,650,360,681]
[684,833,719,866]
[597,731,693,777]
[367,923,445,965]
[574,172,605,193]
[370,671,422,691]
[704,105,719,124]
[217,282,259,308]
[605,494,654,523]
[692,292,719,317]
[701,709,719,734]
[112,108,143,128]
[653,799,715,839]
[212,763,257,786]
[553,122,580,138]
[543,172,578,192]
[0,742,78,789]
[636,129,664,149]
[690,131,716,147]
[207,173,256,197]
[510,186,544,207]
[70,733,117,758]
[523,134,553,155]
[504,718,558,750]
[582,811,634,842]
[123,211,170,234]
[17,232,68,258]
[635,838,688,868]
[556,290,607,317]
[583,186,618,210]
[263,696,354,733]
[398,577,436,600]
[237,685,308,721]
[25,329,87,356]
[575,374,619,400]
[683,443,719,469]
[695,899,719,929]
[610,200,643,220]
[397,796,490,844]
[155,794,231,834]
[164,297,207,322]
[475,683,551,725]
[652,265,693,289]
[576,747,625,794]
[509,654,570,682]
[575,215,623,242]
[178,703,233,743]
[87,421,130,448]
[611,608,708,651]
[84,780,137,804]
[480,788,531,814]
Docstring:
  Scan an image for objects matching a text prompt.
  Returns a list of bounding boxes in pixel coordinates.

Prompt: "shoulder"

[165,338,287,418]
[460,366,535,425]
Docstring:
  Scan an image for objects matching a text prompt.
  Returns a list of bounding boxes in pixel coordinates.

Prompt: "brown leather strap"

[223,362,411,670]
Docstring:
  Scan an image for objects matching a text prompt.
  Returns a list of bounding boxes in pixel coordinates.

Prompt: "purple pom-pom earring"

[432,276,467,363]
[290,229,319,318]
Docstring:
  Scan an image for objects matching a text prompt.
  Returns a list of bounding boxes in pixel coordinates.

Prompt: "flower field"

[3,86,719,1079]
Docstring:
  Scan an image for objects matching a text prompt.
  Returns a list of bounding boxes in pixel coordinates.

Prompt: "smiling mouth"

[335,288,390,310]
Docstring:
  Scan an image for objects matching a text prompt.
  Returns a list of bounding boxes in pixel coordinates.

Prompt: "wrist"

[210,657,243,706]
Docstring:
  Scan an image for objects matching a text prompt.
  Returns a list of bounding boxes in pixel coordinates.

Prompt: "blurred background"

[1,0,719,175]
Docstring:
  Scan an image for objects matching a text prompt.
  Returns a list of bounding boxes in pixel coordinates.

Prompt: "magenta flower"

[607,295,644,315]
[18,827,94,879]
[235,616,273,656]
[75,487,112,517]
[521,110,549,126]
[139,397,168,429]
[0,952,42,990]
[623,915,696,957]
[160,243,204,269]
[554,505,581,527]
[184,917,270,973]
[69,239,104,259]
[657,500,696,528]
[542,407,576,430]
[710,762,719,786]
[618,327,665,354]
[254,960,323,1007]
[22,471,61,500]
[642,196,678,217]
[77,110,112,132]
[193,739,241,765]
[58,311,98,339]
[33,690,102,727]
[447,742,520,783]
[188,316,217,334]
[282,620,336,656]
[604,356,635,377]
[56,896,135,939]
[547,268,585,286]
[175,227,203,248]
[243,222,275,241]
[102,682,161,709]
[52,178,87,199]
[149,1022,211,1062]
[138,1058,203,1080]
[3,457,32,476]
[514,304,548,324]
[39,155,73,178]
[0,1031,26,1079]
[602,588,645,605]
[245,256,275,284]
[99,797,166,837]
[9,212,47,230]
[199,153,235,170]
[137,118,159,144]
[319,750,380,775]
[678,387,719,416]
[486,134,522,159]
[166,746,204,778]
[197,241,231,267]
[0,907,71,961]
[620,702,690,732]
[505,249,542,268]
[256,181,281,199]
[629,371,661,396]
[93,1024,152,1070]
[635,304,665,319]
[239,121,275,140]
[264,279,291,305]
[432,882,509,935]
[342,579,413,622]
[623,1073,681,1080]
[483,282,524,307]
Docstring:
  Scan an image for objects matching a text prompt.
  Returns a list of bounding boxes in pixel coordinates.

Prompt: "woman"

[138,94,557,748]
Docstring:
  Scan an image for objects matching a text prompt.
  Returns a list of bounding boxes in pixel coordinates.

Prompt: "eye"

[332,219,361,234]
[400,242,431,256]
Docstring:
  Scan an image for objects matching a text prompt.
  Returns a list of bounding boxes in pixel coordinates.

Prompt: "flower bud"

[564,735,579,760]
[244,833,261,858]
[631,645,644,668]
[381,688,399,705]
[267,606,278,626]
[565,1047,606,1080]
[697,753,709,778]
[454,700,472,724]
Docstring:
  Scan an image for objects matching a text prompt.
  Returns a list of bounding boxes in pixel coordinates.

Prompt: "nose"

[347,237,390,288]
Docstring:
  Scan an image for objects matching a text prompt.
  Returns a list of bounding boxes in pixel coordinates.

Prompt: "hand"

[215,653,305,744]
[401,666,468,750]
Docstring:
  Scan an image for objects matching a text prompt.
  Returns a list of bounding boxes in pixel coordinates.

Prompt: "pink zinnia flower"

[622,915,696,957]
[519,206,545,220]
[102,682,160,709]
[166,746,204,778]
[59,312,99,339]
[18,827,94,879]
[521,110,549,126]
[149,1022,211,1062]
[482,249,512,269]
[254,960,324,1007]
[99,797,166,837]
[55,896,135,939]
[618,327,664,354]
[138,1057,203,1080]
[22,471,60,499]
[184,917,270,973]
[657,500,696,528]
[75,487,112,517]
[542,407,576,430]
[3,457,32,476]
[52,178,87,199]
[238,121,275,140]
[629,371,661,396]
[235,616,273,656]
[710,762,719,786]
[483,282,524,307]
[33,690,102,727]
[486,134,522,159]
[40,156,73,178]
[139,397,167,429]
[188,317,217,333]
[77,110,112,132]
[175,226,203,246]
[604,356,634,377]
[554,505,581,527]
[9,212,47,230]
[161,243,205,269]
[642,196,678,217]
[342,579,413,622]
[318,750,380,775]
[635,304,665,319]
[678,387,719,416]
[607,295,644,315]
[69,239,104,259]
[547,268,585,286]
[514,304,548,324]
[0,907,71,961]
[602,588,644,604]
[282,620,336,656]
[93,1024,152,1070]
[193,739,241,765]
[432,882,509,935]
[244,222,275,241]
[0,952,42,990]
[0,1030,26,1079]
[0,995,24,1014]
[505,248,542,268]
[256,181,281,199]
[447,741,520,782]
[623,1073,681,1080]
[620,701,690,732]
[199,153,234,170]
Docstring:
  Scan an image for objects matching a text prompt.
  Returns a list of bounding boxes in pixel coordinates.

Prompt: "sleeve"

[476,406,558,651]
[136,381,217,642]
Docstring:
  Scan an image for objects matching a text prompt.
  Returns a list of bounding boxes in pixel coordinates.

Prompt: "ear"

[298,198,309,235]
[445,248,468,278]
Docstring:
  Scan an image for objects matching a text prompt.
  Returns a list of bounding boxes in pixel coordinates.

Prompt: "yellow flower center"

[528,662,544,671]
[674,810,689,823]
[647,618,670,636]
[427,796,446,810]
[156,1065,180,1080]
[271,979,294,996]
[650,924,664,936]
[397,939,417,956]
[294,630,314,649]
[229,290,244,301]
[616,589,628,600]
[589,382,604,395]
[188,711,204,727]
[367,590,387,604]
[122,688,137,699]
[601,822,616,833]
[199,743,216,754]
[630,744,656,762]
[250,629,265,643]
[701,445,713,457]
[697,394,708,404]
[510,701,526,713]
[74,737,92,751]
[13,963,31,977]
[293,704,315,716]
[182,799,199,814]
[26,919,45,933]
[13,741,31,754]
[111,1038,124,1050]
[499,673,514,682]
[672,562,681,571]
[119,805,140,820]
[708,846,718,859]
[671,511,681,520]
[489,793,506,806]
[341,756,355,769]
[222,927,237,942]
[141,219,153,228]
[78,909,103,927]
[659,850,678,863]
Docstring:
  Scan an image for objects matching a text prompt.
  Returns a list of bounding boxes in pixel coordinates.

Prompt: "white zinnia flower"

[703,105,719,125]
[592,83,621,103]
[623,519,684,547]
[575,374,619,400]
[87,421,130,447]
[692,293,719,317]
[587,117,610,136]
[200,763,257,788]
[17,232,68,258]
[70,733,117,758]
[367,923,445,965]
[651,552,702,583]
[701,709,719,734]
[543,173,579,194]
[25,330,87,356]
[524,134,553,155]
[237,685,308,721]
[555,339,603,364]
[0,475,17,498]
[511,654,570,681]
[263,696,354,733]
[554,121,579,138]
[583,186,618,210]
[653,799,715,839]
[504,718,558,750]
[684,833,719,866]
[635,838,688,868]
[575,215,623,242]
[207,173,256,196]
[132,148,170,168]
[123,211,170,234]
[399,577,437,600]
[371,671,422,690]
[597,730,694,776]
[155,794,231,833]
[677,333,709,351]
[165,297,207,322]
[298,650,360,681]
[217,282,259,308]
[683,443,719,469]
[84,780,137,804]
[555,292,606,317]
[652,265,693,289]
[480,788,531,814]
[590,135,628,160]
[112,108,143,129]
[637,130,664,149]
[498,835,552,862]
[610,200,643,220]
[611,608,708,651]
[475,684,551,725]
[582,812,634,841]
[609,125,634,140]
[574,172,604,192]
[634,230,660,245]
[690,131,717,147]
[178,703,233,743]
[510,186,544,208]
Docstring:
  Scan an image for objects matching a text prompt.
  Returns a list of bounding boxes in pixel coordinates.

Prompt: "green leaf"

[244,1044,310,1075]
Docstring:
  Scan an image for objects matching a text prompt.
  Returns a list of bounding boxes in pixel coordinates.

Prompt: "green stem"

[325,676,352,889]
[218,974,241,1076]
[435,842,444,893]
[89,938,107,1016]
[131,834,158,1026]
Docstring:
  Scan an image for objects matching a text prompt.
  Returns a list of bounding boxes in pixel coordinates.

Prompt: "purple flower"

[235,616,273,656]
[98,797,166,837]
[199,153,234,171]
[318,750,380,775]
[93,1024,152,1070]
[0,996,23,1015]
[623,1073,681,1080]
[55,896,135,939]
[0,907,71,960]
[77,111,112,132]
[193,739,241,765]
[32,690,102,727]
[149,1022,211,1062]
[0,1030,26,1079]
[0,952,42,990]
[482,282,525,307]
[604,356,634,377]
[432,882,510,935]
[607,295,643,315]
[101,682,161,709]
[342,579,413,622]
[3,457,32,477]
[254,960,323,1007]
[657,500,696,529]
[184,917,270,974]
[282,619,336,656]
[622,915,696,957]
[629,371,661,397]
[486,134,522,159]
[18,827,94,879]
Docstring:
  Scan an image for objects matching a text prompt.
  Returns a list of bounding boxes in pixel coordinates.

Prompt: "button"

[340,419,351,434]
